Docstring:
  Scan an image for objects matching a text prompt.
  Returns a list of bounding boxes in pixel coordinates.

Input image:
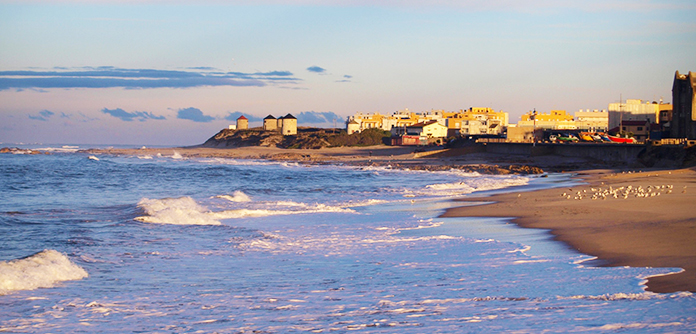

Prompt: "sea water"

[0,149,694,333]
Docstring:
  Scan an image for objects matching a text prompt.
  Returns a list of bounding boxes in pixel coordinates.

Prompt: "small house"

[280,113,297,135]
[263,115,277,131]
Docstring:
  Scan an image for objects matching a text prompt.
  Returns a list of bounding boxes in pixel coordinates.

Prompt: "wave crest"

[213,191,251,203]
[135,197,221,225]
[0,250,88,295]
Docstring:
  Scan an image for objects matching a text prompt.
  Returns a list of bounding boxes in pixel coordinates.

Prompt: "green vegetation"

[326,128,392,147]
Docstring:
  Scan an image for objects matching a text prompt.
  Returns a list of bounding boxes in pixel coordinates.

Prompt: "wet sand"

[441,168,696,293]
[84,145,696,293]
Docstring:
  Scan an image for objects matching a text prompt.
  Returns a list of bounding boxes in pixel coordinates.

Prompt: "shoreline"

[441,168,696,293]
[77,145,696,293]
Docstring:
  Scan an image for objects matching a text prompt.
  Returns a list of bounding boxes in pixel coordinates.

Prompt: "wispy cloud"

[307,66,326,74]
[28,110,55,121]
[177,107,215,123]
[102,108,166,122]
[336,74,353,83]
[0,67,300,90]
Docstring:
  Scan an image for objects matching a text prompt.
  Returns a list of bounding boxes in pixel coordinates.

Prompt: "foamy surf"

[0,250,88,295]
[422,176,529,197]
[135,196,357,225]
[210,205,356,219]
[135,197,221,225]
[213,191,251,203]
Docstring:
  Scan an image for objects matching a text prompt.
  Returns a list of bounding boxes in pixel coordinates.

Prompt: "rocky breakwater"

[355,162,545,175]
[0,147,45,155]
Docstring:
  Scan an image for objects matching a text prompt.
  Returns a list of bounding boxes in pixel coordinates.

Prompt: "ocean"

[1,147,694,333]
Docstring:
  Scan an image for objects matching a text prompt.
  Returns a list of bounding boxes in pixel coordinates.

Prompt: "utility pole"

[532,108,537,147]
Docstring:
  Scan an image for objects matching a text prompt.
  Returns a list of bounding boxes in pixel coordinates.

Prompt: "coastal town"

[223,70,695,148]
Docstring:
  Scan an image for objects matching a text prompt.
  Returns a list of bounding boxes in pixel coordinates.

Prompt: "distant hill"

[202,127,391,149]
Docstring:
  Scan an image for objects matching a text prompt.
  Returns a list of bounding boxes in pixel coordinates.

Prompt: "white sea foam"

[596,322,685,330]
[397,221,443,231]
[171,151,183,159]
[211,204,356,219]
[135,196,357,225]
[213,191,251,203]
[199,157,299,167]
[0,250,88,295]
[422,176,529,197]
[135,197,221,225]
[508,245,531,253]
[557,292,691,301]
[343,199,390,207]
[32,145,81,153]
[137,155,153,160]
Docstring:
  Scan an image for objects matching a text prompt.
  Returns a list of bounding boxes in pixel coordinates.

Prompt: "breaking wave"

[135,196,357,225]
[213,191,252,203]
[422,176,529,197]
[0,250,88,295]
[135,197,222,225]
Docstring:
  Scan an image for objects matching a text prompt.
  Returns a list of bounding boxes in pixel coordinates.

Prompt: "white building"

[392,121,448,138]
[574,109,608,132]
[608,99,659,130]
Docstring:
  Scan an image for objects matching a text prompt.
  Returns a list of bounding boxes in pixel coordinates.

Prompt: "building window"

[637,127,643,131]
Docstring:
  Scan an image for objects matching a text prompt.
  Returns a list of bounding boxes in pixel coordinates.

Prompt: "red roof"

[237,115,248,120]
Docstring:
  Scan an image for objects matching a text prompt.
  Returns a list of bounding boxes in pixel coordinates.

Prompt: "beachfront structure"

[392,120,448,139]
[517,110,576,130]
[443,108,508,136]
[263,115,277,131]
[279,113,297,135]
[607,99,667,130]
[506,125,544,142]
[347,107,508,137]
[670,70,696,139]
[621,120,651,142]
[346,119,360,135]
[236,115,249,130]
[574,109,609,132]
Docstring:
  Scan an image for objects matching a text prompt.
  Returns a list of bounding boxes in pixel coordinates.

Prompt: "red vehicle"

[607,135,635,143]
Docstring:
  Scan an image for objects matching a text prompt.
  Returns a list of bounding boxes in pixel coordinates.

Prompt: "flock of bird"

[561,184,685,200]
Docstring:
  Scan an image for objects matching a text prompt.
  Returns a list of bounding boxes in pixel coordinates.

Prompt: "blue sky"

[1,0,694,146]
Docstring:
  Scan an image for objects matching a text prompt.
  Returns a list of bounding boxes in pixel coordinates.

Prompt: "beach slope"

[441,168,696,293]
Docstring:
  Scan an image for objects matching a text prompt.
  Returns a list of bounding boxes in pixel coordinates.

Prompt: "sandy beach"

[85,145,696,293]
[442,168,696,293]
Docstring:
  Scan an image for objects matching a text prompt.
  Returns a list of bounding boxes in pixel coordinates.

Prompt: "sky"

[1,0,694,146]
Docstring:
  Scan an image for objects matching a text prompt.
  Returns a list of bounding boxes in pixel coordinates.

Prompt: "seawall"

[483,142,647,163]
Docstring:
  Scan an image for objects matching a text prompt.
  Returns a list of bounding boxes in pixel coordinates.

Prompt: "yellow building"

[347,107,508,137]
[444,108,508,135]
[518,110,576,130]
